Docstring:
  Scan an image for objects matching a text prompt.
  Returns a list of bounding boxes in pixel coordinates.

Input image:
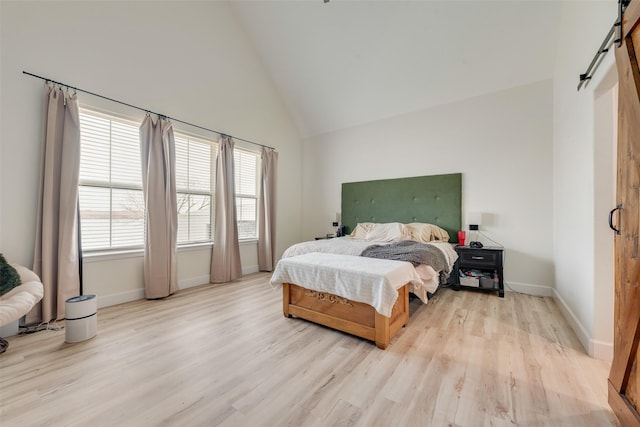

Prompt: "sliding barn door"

[609,1,640,425]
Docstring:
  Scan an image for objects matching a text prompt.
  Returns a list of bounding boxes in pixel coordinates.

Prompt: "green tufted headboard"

[341,173,462,243]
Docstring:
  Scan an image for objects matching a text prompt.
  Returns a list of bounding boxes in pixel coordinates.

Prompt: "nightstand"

[453,246,504,297]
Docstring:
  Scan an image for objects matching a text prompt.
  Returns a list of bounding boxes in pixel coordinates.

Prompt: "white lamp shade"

[468,212,482,227]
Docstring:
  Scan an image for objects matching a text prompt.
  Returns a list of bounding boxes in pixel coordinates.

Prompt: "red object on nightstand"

[457,231,466,246]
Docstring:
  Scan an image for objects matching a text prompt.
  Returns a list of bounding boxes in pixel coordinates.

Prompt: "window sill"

[82,248,144,263]
[83,239,258,262]
[178,242,213,252]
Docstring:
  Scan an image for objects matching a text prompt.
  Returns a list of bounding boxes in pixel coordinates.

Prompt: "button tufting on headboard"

[341,173,461,240]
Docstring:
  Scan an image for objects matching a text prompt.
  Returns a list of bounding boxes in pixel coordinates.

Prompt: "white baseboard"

[504,282,612,362]
[177,267,259,289]
[591,339,613,362]
[505,280,554,297]
[179,275,210,290]
[95,268,261,309]
[551,288,590,352]
[242,264,259,275]
[97,288,145,309]
[551,288,613,362]
[96,278,208,308]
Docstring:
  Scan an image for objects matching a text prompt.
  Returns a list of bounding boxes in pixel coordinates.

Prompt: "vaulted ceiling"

[231,1,563,138]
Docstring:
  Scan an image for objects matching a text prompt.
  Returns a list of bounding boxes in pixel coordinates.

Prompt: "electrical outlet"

[469,224,479,230]
[332,221,339,227]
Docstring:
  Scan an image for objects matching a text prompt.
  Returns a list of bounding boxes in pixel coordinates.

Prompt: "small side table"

[453,246,504,297]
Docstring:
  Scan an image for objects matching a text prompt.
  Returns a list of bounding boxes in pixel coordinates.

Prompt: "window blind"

[78,109,260,251]
[234,149,258,240]
[78,110,144,251]
[175,134,215,244]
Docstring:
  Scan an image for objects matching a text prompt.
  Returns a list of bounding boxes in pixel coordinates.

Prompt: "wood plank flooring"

[0,273,619,426]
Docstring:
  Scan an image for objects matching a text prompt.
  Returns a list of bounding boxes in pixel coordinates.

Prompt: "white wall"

[0,1,302,305]
[302,80,554,291]
[0,0,619,360]
[553,0,617,360]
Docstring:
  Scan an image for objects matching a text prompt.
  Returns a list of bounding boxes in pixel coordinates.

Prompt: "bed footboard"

[282,282,409,349]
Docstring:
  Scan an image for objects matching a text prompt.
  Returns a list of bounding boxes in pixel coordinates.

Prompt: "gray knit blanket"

[360,240,449,277]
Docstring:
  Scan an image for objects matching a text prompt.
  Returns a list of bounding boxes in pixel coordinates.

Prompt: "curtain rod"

[22,71,275,150]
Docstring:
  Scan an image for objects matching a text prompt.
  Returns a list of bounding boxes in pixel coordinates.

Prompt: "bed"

[272,252,421,349]
[271,173,462,348]
[280,233,457,302]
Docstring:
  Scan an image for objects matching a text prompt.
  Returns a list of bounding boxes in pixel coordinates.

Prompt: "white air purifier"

[65,294,97,343]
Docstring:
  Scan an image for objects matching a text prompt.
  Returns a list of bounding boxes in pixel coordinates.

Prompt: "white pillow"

[350,222,375,239]
[349,222,410,242]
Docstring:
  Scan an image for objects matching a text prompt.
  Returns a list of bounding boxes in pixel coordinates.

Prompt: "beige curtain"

[258,148,278,271]
[30,84,81,323]
[210,135,242,283]
[139,115,178,299]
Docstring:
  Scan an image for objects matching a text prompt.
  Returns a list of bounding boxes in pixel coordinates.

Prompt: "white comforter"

[282,237,378,258]
[280,236,458,303]
[270,252,422,317]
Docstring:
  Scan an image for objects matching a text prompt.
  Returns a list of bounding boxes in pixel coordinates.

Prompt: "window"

[175,134,215,244]
[78,110,144,251]
[235,149,259,240]
[78,109,259,251]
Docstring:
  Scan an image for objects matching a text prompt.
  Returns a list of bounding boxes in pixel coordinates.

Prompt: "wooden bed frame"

[279,173,461,349]
[282,282,409,349]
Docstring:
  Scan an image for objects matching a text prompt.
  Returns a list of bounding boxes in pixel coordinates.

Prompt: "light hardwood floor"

[0,273,619,427]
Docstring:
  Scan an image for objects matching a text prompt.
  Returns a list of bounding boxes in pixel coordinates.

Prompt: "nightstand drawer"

[458,250,499,268]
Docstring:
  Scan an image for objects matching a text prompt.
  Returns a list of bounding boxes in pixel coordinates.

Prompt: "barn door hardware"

[578,0,631,90]
[616,0,632,47]
[609,204,622,235]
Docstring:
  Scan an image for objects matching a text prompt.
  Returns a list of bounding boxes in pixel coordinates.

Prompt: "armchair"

[0,264,44,353]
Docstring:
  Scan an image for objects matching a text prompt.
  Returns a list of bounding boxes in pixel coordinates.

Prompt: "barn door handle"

[609,204,622,235]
